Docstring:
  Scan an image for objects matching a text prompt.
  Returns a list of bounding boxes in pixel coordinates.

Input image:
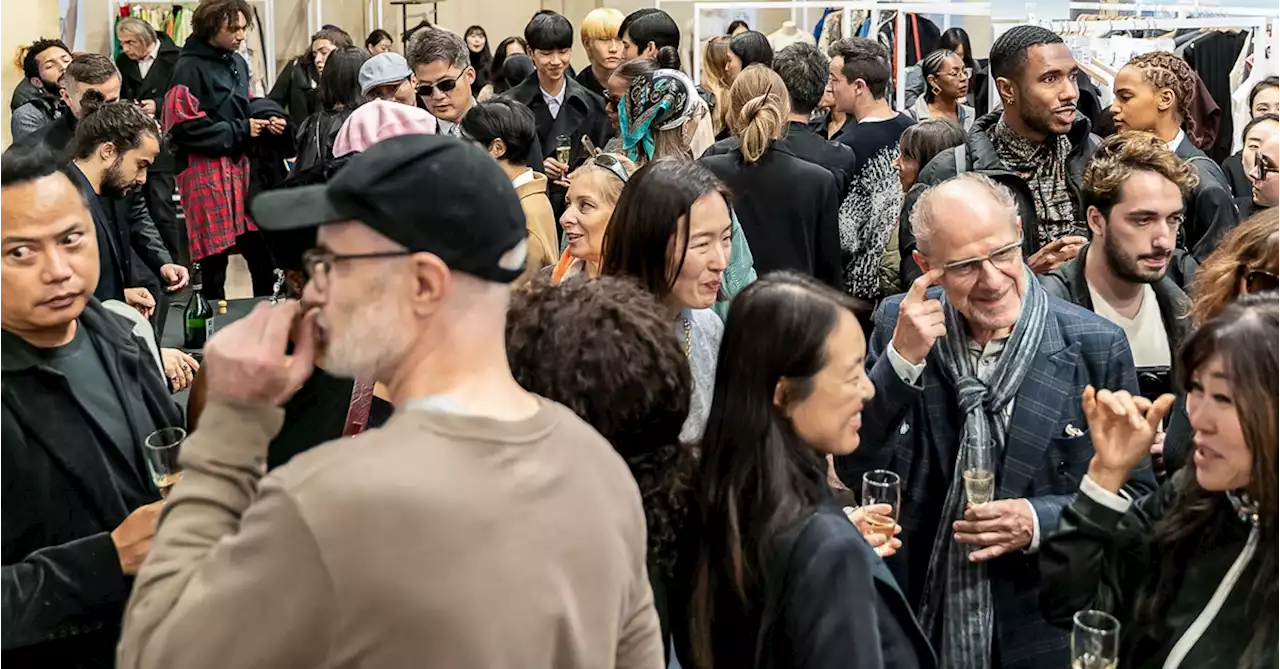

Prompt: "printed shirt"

[990,120,1086,246]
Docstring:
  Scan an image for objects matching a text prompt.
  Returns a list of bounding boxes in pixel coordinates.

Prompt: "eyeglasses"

[302,248,415,291]
[1238,264,1279,294]
[939,239,1023,279]
[1249,155,1278,182]
[416,69,468,98]
[942,67,974,81]
[591,153,630,184]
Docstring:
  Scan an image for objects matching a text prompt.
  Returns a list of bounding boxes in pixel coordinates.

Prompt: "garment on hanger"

[1183,30,1249,162]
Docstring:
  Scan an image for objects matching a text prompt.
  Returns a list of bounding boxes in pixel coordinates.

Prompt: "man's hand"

[543,156,570,183]
[161,348,200,393]
[953,499,1035,562]
[202,300,317,407]
[1026,235,1086,274]
[890,268,946,365]
[160,264,190,292]
[1083,385,1175,492]
[249,118,270,137]
[124,287,156,318]
[111,501,164,575]
[267,117,287,135]
[845,504,904,558]
[139,99,157,116]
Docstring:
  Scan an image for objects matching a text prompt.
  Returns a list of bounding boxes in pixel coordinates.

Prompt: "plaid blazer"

[836,288,1156,669]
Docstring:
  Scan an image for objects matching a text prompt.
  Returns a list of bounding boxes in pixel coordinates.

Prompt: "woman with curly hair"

[505,275,693,661]
[1111,51,1238,260]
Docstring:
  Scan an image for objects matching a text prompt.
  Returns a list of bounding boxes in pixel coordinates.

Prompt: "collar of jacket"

[2,299,139,373]
[1046,242,1191,348]
[965,110,1093,172]
[181,34,239,62]
[156,33,181,58]
[507,73,601,113]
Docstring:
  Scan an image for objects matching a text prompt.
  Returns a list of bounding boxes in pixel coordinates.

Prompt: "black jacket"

[68,164,172,302]
[1,300,183,666]
[266,57,319,131]
[116,34,181,174]
[166,35,253,170]
[291,107,352,177]
[1222,150,1250,198]
[898,111,1099,285]
[700,142,843,289]
[247,98,296,198]
[672,500,936,669]
[1040,470,1276,669]
[1174,134,1239,261]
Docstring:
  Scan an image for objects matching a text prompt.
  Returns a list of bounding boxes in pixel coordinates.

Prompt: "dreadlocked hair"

[1127,51,1198,137]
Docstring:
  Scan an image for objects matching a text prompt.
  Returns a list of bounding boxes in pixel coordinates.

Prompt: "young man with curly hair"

[1111,51,1239,260]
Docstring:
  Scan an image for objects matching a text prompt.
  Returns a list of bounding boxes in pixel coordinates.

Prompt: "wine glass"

[144,427,187,499]
[963,442,995,506]
[1071,610,1120,669]
[860,470,902,543]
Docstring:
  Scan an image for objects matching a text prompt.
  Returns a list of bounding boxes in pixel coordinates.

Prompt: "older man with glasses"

[837,172,1155,669]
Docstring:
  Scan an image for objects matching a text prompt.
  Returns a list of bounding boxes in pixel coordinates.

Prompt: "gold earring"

[931,85,942,96]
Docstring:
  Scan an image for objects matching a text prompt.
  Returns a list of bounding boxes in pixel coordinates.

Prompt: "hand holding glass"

[1071,610,1120,669]
[963,442,995,506]
[860,470,902,543]
[144,427,186,499]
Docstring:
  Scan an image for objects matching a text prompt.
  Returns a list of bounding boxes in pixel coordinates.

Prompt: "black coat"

[1040,471,1276,668]
[116,34,181,173]
[700,142,843,289]
[672,500,936,669]
[1175,135,1240,261]
[67,164,172,302]
[1,300,183,667]
[166,35,253,169]
[266,57,318,131]
[1222,150,1250,198]
[898,111,1100,286]
[706,122,858,200]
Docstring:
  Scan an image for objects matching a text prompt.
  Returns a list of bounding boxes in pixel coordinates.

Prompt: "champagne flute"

[144,427,187,499]
[1071,610,1120,669]
[963,442,995,506]
[860,470,902,543]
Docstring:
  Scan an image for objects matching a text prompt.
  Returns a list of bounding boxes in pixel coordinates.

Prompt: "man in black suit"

[115,17,185,266]
[503,11,612,220]
[772,42,857,199]
[1,144,182,668]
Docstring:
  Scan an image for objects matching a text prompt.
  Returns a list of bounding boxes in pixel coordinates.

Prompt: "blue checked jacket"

[836,288,1157,669]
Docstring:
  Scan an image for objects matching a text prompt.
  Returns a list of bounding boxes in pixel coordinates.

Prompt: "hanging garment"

[1188,71,1222,152]
[1183,30,1248,163]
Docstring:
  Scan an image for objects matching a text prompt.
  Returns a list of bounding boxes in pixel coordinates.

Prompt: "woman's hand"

[844,505,904,558]
[1082,385,1175,492]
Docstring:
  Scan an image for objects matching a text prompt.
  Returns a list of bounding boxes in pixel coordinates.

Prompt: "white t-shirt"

[1089,283,1171,367]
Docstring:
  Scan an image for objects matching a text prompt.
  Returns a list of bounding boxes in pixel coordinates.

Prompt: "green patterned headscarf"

[618,68,699,163]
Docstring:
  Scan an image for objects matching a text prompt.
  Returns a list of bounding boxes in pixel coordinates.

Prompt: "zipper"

[1161,523,1259,668]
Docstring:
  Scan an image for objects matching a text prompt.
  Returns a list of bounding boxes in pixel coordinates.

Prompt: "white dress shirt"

[541,83,566,120]
[138,41,160,79]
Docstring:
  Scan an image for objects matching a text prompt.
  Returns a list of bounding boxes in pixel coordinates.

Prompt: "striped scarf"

[918,264,1049,668]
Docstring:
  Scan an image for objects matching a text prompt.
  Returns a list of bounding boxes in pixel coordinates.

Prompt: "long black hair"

[938,27,976,72]
[489,36,529,89]
[317,47,368,110]
[688,272,861,669]
[364,28,392,52]
[599,159,729,303]
[465,25,492,95]
[729,30,774,71]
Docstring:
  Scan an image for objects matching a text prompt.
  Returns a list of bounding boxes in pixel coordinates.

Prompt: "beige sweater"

[118,399,663,669]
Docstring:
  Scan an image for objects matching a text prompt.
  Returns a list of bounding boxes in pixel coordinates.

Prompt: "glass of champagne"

[555,134,572,166]
[860,470,902,543]
[144,427,187,499]
[1071,610,1120,669]
[963,442,995,506]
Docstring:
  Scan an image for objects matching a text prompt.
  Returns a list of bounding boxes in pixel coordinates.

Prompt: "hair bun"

[655,45,681,71]
[79,88,107,117]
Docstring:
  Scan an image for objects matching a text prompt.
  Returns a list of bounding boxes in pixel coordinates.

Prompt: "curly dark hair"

[505,274,693,576]
[1082,130,1199,218]
[22,38,69,82]
[191,0,253,42]
[1126,51,1198,137]
[70,100,159,161]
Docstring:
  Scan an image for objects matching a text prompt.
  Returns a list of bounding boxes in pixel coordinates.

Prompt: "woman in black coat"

[1040,293,1278,669]
[268,28,352,130]
[672,273,934,669]
[699,64,841,290]
[290,48,367,182]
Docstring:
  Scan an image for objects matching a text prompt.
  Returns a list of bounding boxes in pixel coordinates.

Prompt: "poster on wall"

[60,0,85,52]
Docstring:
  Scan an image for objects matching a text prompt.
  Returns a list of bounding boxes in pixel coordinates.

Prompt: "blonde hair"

[728,63,788,163]
[569,153,639,208]
[702,35,732,135]
[581,8,625,44]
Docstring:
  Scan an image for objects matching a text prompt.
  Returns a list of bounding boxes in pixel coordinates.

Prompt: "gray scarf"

[917,265,1049,668]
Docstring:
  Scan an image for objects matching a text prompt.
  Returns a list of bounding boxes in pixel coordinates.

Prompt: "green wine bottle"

[183,263,214,348]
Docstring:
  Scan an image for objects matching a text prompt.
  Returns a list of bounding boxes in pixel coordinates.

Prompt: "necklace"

[682,317,692,359]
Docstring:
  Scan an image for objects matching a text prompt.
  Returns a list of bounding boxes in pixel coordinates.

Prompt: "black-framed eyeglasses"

[591,153,629,184]
[939,239,1023,279]
[1238,263,1279,294]
[302,248,414,289]
[416,69,468,98]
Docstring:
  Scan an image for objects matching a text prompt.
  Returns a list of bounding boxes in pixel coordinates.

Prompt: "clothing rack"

[690,1,991,111]
[107,0,277,90]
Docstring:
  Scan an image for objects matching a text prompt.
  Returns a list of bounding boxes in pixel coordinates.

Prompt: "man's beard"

[1102,234,1169,284]
[38,77,61,97]
[100,158,136,198]
[321,285,414,382]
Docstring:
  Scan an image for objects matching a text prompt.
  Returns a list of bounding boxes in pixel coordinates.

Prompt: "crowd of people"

[2,1,1278,668]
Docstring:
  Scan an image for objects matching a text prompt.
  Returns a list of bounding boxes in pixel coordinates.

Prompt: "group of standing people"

[2,3,1278,669]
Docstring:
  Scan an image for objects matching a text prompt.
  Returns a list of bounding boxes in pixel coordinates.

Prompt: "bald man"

[836,172,1154,668]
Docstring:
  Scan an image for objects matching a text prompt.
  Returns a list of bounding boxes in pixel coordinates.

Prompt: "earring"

[931,85,942,96]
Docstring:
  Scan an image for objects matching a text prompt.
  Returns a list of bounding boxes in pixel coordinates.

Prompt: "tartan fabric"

[175,153,254,261]
[836,290,1157,669]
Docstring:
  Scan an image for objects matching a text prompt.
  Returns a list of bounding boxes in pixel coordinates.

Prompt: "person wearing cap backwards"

[361,51,417,106]
[116,134,665,669]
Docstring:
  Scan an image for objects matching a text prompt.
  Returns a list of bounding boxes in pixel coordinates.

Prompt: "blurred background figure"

[464,25,492,97]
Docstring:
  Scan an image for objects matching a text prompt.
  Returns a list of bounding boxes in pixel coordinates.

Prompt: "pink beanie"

[333,100,439,157]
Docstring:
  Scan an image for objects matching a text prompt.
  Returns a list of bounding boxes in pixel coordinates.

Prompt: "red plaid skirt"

[176,154,255,261]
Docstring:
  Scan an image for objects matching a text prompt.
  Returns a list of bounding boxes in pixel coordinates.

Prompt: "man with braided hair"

[897,25,1098,286]
[1112,51,1238,262]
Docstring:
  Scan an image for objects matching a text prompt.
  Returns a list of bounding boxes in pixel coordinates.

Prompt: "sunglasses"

[416,69,468,98]
[1239,264,1280,294]
[591,153,629,184]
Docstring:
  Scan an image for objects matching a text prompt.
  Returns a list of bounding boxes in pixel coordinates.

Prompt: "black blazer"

[1,300,183,666]
[116,34,181,174]
[672,500,936,669]
[1175,135,1239,261]
[700,142,842,289]
[67,164,172,302]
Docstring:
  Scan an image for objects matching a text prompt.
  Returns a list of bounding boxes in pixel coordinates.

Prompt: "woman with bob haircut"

[1041,293,1278,669]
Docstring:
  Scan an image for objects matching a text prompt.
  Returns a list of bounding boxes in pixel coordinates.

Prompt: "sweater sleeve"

[163,69,247,157]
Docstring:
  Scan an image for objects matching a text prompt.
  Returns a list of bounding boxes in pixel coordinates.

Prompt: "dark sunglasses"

[416,69,467,98]
[591,153,629,183]
[1239,264,1279,294]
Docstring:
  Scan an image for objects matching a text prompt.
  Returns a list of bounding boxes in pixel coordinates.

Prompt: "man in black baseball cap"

[118,132,666,667]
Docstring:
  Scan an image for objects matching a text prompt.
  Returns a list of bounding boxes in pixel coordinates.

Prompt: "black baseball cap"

[250,134,527,283]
